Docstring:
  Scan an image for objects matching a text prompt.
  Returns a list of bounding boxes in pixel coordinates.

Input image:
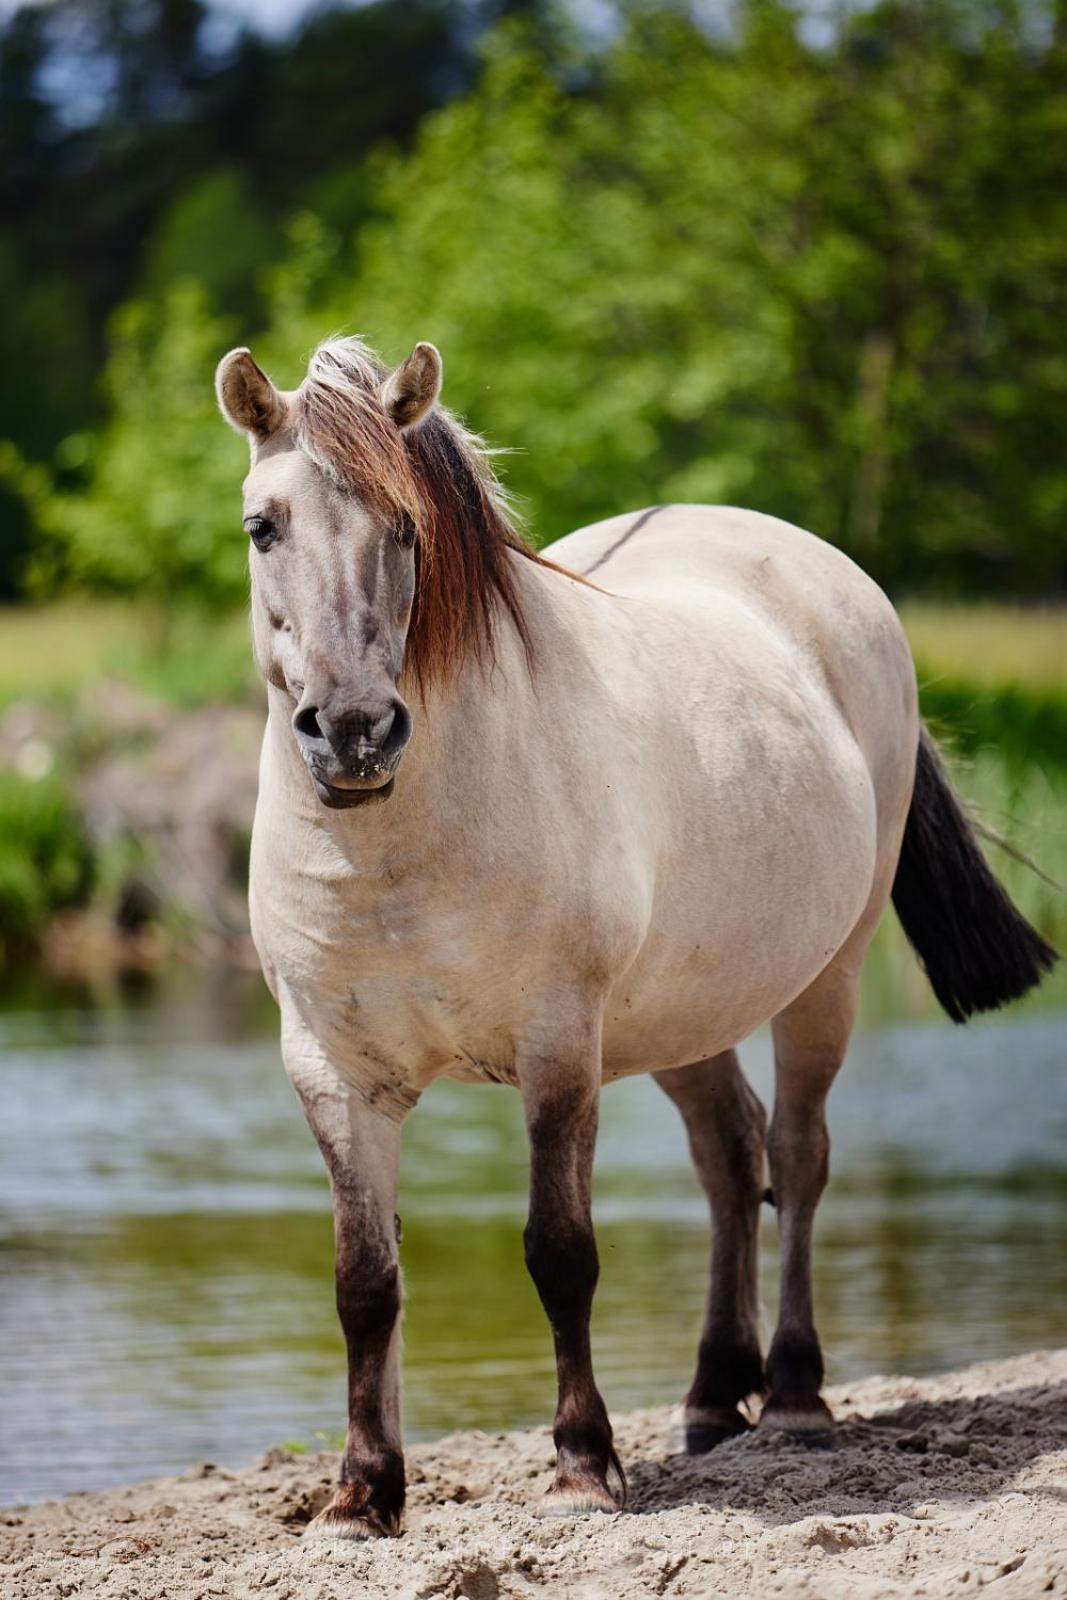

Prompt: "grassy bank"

[904,601,1067,771]
[0,600,1063,993]
[0,603,255,707]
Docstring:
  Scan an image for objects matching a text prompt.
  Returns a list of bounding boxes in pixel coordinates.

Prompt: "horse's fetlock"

[767,1329,825,1399]
[339,1445,406,1517]
[691,1333,765,1411]
[554,1408,612,1466]
[307,1468,405,1541]
[548,1420,626,1514]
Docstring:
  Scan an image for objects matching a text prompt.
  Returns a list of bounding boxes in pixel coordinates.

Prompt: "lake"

[1,968,1063,1506]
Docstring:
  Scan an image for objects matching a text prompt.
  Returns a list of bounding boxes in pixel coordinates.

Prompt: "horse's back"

[554,504,917,801]
[555,504,904,673]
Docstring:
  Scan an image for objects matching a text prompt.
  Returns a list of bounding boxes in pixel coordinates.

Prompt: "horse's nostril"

[383,701,412,755]
[367,708,397,749]
[294,705,324,742]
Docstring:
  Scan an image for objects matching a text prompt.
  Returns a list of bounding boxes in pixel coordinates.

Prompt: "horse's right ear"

[215,348,287,439]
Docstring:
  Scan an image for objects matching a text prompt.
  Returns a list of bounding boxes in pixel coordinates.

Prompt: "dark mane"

[294,336,547,690]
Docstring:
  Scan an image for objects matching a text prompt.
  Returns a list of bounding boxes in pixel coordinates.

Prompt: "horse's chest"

[251,842,523,1091]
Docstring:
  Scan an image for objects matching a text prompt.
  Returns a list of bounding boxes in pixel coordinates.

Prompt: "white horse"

[216,335,1054,1538]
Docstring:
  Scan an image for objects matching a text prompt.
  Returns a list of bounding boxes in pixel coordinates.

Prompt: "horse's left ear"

[380,342,442,431]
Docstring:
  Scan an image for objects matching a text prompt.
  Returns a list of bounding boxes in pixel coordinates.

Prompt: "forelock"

[294,337,421,521]
[289,333,544,689]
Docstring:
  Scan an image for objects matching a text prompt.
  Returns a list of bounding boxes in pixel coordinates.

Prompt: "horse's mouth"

[309,762,398,810]
[318,777,396,809]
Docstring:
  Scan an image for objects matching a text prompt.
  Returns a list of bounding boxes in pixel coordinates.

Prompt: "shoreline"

[3,1349,1064,1599]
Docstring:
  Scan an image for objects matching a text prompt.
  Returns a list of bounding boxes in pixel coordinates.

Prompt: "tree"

[24,284,248,613]
[14,1,1067,601]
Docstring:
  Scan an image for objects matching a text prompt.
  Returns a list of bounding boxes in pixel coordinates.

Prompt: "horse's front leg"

[281,1009,406,1539]
[519,1022,624,1514]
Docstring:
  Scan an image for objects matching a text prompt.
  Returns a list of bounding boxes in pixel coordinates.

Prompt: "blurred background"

[0,0,1064,1508]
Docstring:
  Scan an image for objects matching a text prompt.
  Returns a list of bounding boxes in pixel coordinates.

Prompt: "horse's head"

[215,340,442,808]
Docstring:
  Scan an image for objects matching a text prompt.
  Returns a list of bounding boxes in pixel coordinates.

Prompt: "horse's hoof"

[539,1471,623,1517]
[684,1407,752,1454]
[304,1486,402,1541]
[759,1394,836,1449]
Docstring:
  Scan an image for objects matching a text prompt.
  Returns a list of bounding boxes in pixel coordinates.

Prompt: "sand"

[3,1349,1064,1600]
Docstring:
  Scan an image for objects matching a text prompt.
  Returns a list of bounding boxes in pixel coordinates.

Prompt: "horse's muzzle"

[307,747,403,809]
[293,694,411,808]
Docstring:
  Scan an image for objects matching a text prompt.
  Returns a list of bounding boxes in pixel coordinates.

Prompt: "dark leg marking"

[524,1089,624,1511]
[334,1203,405,1532]
[654,1053,767,1453]
[761,972,856,1447]
[290,1079,406,1541]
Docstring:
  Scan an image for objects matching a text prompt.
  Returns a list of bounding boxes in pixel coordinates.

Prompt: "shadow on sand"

[625,1377,1066,1522]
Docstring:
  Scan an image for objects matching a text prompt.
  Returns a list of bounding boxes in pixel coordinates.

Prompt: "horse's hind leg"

[654,1050,766,1452]
[762,960,859,1442]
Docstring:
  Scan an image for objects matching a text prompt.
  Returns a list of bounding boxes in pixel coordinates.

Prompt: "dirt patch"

[3,1350,1064,1599]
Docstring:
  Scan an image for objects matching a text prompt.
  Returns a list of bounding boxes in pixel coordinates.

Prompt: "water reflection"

[1,974,1063,1505]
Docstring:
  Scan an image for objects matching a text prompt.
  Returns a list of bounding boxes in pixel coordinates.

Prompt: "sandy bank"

[2,1349,1064,1599]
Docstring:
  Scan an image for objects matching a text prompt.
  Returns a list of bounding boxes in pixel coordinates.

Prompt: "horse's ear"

[215,348,287,439]
[380,342,442,431]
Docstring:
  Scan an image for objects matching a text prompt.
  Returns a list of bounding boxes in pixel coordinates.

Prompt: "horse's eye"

[395,515,416,551]
[247,516,277,552]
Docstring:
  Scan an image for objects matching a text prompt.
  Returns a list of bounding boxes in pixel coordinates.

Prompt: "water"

[1,971,1063,1506]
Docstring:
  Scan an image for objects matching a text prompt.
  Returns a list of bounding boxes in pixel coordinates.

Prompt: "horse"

[215,334,1055,1539]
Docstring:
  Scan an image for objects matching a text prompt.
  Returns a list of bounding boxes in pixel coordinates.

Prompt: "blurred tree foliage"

[0,0,517,594]
[1,0,1065,603]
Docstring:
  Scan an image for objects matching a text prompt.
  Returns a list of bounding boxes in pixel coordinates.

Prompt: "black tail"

[891,729,1058,1023]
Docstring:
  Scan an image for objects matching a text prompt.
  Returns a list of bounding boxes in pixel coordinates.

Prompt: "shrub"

[0,771,93,959]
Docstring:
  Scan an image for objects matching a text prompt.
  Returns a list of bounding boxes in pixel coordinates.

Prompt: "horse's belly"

[601,757,877,1077]
[600,934,839,1078]
[601,900,861,1078]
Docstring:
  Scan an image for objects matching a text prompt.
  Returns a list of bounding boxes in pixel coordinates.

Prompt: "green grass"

[0,602,255,707]
[918,679,1067,773]
[947,751,1064,934]
[899,602,1067,690]
[899,601,1067,772]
